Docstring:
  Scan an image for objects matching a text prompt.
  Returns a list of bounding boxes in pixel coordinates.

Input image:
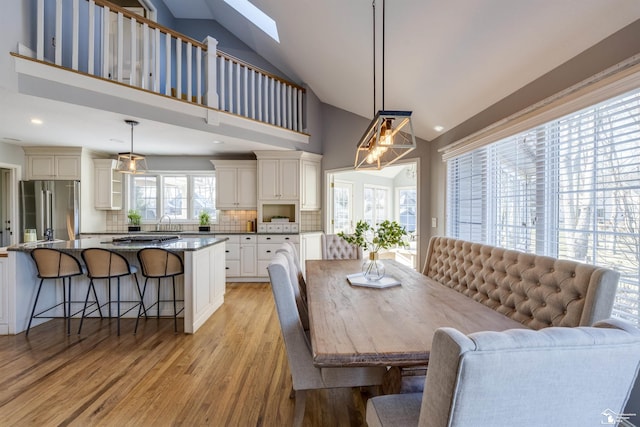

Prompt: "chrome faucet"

[44,228,54,241]
[156,214,171,231]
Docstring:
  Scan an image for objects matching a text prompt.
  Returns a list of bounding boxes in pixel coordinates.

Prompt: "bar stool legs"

[27,248,100,336]
[81,248,146,336]
[137,248,184,333]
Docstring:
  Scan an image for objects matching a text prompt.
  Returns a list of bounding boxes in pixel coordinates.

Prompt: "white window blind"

[447,87,640,326]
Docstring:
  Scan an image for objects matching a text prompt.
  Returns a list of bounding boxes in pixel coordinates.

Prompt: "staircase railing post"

[204,36,219,109]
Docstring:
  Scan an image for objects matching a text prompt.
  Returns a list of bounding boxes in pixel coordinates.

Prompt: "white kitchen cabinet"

[257,157,299,200]
[218,234,258,280]
[254,151,322,233]
[0,256,8,334]
[93,159,122,210]
[212,160,257,209]
[301,158,321,210]
[24,147,82,180]
[239,236,258,276]
[300,232,323,276]
[257,234,299,277]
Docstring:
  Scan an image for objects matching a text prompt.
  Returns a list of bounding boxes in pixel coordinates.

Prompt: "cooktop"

[111,235,181,244]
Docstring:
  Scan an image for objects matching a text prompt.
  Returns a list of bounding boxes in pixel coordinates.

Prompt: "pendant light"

[116,119,148,174]
[354,0,416,170]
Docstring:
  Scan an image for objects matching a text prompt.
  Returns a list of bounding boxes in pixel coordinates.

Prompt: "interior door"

[0,169,9,246]
[331,180,353,234]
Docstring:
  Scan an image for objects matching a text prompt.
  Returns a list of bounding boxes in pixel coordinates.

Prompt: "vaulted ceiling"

[163,0,640,141]
[2,1,640,157]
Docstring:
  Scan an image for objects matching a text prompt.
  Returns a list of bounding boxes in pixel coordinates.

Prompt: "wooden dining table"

[305,259,527,368]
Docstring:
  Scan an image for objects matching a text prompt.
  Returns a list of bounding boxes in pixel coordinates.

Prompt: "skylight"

[224,0,280,43]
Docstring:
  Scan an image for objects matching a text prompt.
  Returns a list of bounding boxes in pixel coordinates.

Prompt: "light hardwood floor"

[0,283,370,426]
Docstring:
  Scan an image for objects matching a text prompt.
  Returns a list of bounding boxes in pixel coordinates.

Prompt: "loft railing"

[32,0,305,132]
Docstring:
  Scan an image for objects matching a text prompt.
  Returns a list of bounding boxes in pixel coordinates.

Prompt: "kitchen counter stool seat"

[27,248,101,336]
[137,248,185,332]
[81,248,146,335]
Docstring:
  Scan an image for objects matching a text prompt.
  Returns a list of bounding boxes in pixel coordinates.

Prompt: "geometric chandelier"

[116,119,148,174]
[354,110,416,170]
[354,0,416,170]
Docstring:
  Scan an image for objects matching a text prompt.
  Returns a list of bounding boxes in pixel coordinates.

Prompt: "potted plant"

[127,209,142,232]
[338,220,408,281]
[199,211,211,232]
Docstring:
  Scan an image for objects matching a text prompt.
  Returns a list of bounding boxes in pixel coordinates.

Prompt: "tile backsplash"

[106,210,259,233]
[300,211,322,232]
[106,209,323,233]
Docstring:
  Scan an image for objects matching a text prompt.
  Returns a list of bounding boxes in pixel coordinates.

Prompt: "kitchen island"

[5,235,227,334]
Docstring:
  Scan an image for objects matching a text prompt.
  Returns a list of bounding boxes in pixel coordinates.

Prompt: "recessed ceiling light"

[109,138,124,144]
[224,0,280,43]
[212,140,224,145]
[434,125,444,132]
[31,118,43,125]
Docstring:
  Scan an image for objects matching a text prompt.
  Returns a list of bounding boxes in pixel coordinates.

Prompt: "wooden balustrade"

[33,0,305,133]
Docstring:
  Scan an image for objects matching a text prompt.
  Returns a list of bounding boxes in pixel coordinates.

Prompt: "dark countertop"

[79,231,313,236]
[7,236,227,253]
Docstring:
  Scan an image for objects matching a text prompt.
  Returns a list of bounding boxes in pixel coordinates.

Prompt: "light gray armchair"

[268,253,385,427]
[276,241,307,301]
[321,233,361,260]
[276,243,309,331]
[367,318,640,427]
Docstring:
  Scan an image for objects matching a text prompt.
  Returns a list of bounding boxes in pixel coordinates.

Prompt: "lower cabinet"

[218,235,257,281]
[222,233,300,280]
[300,232,323,277]
[0,256,8,334]
[257,234,299,278]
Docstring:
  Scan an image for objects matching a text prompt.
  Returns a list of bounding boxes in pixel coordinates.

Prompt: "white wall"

[0,1,30,92]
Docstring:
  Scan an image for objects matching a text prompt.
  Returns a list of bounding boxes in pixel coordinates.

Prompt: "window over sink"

[129,173,216,223]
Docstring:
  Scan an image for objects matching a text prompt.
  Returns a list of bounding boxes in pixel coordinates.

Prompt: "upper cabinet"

[93,159,122,210]
[254,151,322,207]
[23,147,82,180]
[211,160,257,209]
[257,158,299,200]
[301,157,321,210]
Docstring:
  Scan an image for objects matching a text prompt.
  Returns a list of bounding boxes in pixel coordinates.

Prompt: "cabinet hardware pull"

[266,250,271,253]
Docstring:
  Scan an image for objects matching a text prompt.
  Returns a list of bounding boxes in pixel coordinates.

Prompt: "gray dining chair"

[321,233,361,260]
[267,253,385,427]
[275,243,309,331]
[366,318,640,427]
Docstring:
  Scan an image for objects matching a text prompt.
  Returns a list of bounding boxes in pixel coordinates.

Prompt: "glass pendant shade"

[115,119,148,174]
[354,110,417,170]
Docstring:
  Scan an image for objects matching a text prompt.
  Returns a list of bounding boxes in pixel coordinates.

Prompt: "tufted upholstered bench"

[422,236,620,329]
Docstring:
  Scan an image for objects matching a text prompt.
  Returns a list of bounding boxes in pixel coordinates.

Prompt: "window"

[363,186,388,225]
[446,87,640,326]
[129,173,216,222]
[131,175,157,220]
[332,181,353,234]
[397,187,417,233]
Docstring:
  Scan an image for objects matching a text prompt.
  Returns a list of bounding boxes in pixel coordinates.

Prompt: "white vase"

[362,252,385,281]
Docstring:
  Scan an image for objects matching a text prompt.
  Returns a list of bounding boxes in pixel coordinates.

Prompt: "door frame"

[324,159,420,268]
[0,162,21,247]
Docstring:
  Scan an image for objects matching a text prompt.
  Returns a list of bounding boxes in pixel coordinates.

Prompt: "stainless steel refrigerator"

[20,180,80,242]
